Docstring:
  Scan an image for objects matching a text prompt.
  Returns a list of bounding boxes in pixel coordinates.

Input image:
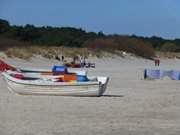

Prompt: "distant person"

[72,55,79,64]
[73,56,76,64]
[83,56,87,67]
[80,57,84,67]
[157,59,160,66]
[154,58,160,66]
[61,55,64,62]
[78,55,81,62]
[55,55,60,61]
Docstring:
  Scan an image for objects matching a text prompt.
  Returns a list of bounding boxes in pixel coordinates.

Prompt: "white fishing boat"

[2,72,109,97]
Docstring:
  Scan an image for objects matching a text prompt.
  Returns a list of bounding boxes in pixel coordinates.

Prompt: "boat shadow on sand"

[74,94,124,98]
[102,94,124,98]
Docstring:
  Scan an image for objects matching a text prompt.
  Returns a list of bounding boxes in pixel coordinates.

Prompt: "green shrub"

[160,42,178,52]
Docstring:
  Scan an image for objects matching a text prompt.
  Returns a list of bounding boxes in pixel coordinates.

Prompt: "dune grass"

[4,46,107,59]
[0,36,158,59]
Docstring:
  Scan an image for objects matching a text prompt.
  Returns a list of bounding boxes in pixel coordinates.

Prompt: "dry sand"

[0,56,180,135]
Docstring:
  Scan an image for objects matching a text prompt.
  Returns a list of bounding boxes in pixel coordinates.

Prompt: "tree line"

[0,18,180,58]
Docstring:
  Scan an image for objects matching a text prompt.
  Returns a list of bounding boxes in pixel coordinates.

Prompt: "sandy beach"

[1,56,180,135]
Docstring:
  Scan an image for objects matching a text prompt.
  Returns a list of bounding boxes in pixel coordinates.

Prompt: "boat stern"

[97,76,109,96]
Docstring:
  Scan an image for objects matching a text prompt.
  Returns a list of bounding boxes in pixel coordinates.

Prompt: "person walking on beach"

[154,58,160,66]
[61,55,64,62]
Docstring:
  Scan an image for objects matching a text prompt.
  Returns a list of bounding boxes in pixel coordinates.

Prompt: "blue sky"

[0,0,180,39]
